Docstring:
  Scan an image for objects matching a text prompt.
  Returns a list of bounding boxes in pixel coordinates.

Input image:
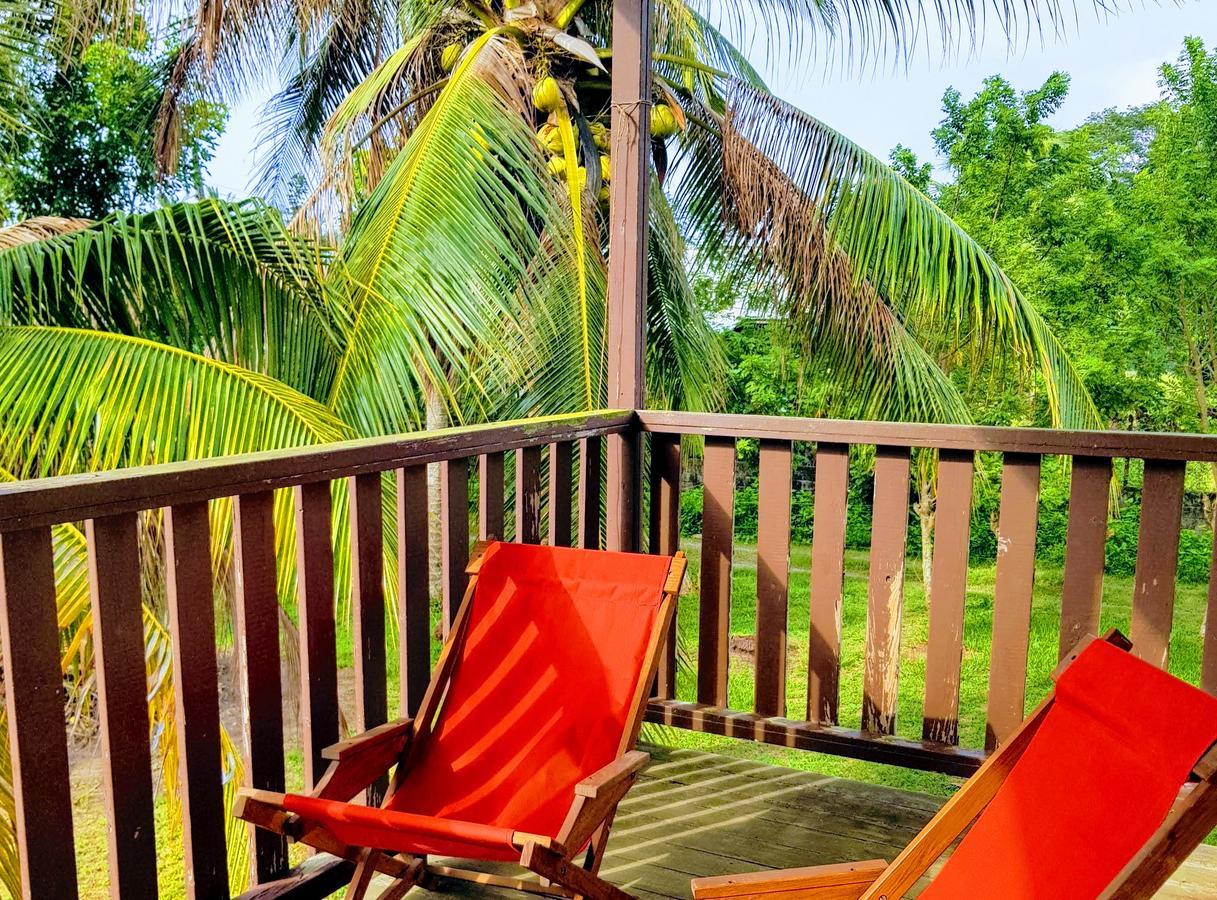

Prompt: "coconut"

[547,156,566,176]
[598,186,610,203]
[650,103,679,139]
[537,124,570,155]
[441,43,461,71]
[591,122,609,149]
[532,76,562,113]
[599,155,611,182]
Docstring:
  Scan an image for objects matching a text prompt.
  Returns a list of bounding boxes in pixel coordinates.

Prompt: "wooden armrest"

[312,718,414,802]
[691,860,888,899]
[575,750,649,799]
[322,717,413,761]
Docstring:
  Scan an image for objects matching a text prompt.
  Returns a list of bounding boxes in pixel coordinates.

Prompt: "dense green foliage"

[0,23,224,218]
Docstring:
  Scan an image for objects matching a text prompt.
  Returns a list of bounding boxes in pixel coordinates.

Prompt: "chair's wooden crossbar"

[691,860,889,899]
[236,543,688,900]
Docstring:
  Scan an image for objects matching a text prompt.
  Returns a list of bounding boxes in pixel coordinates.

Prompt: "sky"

[205,1,1217,197]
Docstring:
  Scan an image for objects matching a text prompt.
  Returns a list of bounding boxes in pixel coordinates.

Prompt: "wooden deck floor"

[398,745,1217,898]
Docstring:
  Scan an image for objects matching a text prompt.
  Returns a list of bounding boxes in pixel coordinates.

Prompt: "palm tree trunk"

[424,380,447,599]
[914,471,935,603]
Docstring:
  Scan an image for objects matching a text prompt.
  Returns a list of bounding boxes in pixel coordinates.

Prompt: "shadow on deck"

[402,746,1217,899]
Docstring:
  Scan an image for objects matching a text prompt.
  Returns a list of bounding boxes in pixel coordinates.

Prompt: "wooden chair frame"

[690,631,1217,900]
[236,541,687,900]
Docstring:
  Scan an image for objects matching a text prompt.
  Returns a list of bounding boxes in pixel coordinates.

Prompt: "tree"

[0,19,225,218]
[1133,37,1217,520]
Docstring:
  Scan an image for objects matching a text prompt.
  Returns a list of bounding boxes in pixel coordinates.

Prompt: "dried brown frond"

[0,217,92,249]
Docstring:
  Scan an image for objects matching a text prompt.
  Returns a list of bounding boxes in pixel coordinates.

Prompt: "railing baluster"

[441,458,470,634]
[985,453,1041,752]
[1059,455,1112,660]
[349,473,387,805]
[579,437,603,549]
[648,432,681,698]
[549,442,574,547]
[294,483,338,792]
[1205,534,1217,696]
[1131,459,1186,669]
[755,440,792,718]
[479,451,505,541]
[922,450,974,745]
[397,466,431,716]
[516,446,542,545]
[232,492,288,884]
[698,436,735,706]
[807,442,849,726]
[862,446,911,736]
[87,514,158,899]
[0,527,79,899]
[164,502,229,897]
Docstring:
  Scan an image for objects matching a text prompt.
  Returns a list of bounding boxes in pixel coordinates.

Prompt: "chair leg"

[523,843,633,900]
[582,812,616,877]
[374,857,426,900]
[346,849,384,899]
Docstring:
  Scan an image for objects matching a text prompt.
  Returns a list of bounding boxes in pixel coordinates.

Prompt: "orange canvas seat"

[691,633,1217,900]
[236,540,686,900]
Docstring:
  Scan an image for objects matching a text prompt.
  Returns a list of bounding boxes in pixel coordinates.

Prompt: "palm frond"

[671,94,973,423]
[0,200,342,400]
[326,31,578,432]
[646,185,727,412]
[252,0,402,206]
[681,0,1132,73]
[0,326,351,479]
[723,82,1099,426]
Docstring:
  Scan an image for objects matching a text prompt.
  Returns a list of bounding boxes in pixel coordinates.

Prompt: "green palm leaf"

[647,184,727,412]
[0,200,341,400]
[326,30,579,432]
[0,326,350,478]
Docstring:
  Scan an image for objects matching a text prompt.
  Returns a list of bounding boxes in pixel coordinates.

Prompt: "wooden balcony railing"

[0,410,629,899]
[639,411,1217,777]
[3,408,1217,897]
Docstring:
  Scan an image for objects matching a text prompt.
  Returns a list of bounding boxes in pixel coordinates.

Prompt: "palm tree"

[0,0,1117,893]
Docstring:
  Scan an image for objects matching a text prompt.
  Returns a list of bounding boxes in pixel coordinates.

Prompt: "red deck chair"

[236,540,686,900]
[690,632,1217,900]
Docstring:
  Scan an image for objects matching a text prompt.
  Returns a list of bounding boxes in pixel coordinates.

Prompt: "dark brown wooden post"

[0,528,79,899]
[515,446,542,545]
[295,483,339,793]
[87,514,158,899]
[579,436,604,549]
[441,458,470,635]
[604,0,650,552]
[233,492,289,884]
[548,442,574,547]
[397,466,431,716]
[649,432,681,697]
[349,473,387,805]
[164,502,229,898]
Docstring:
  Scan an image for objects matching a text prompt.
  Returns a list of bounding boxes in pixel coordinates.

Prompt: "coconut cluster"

[531,75,681,204]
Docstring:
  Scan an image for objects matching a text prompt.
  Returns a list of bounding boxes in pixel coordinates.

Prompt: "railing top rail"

[638,410,1217,462]
[0,410,632,533]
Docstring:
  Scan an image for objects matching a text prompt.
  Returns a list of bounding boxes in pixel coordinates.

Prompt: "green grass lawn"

[647,538,1210,797]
